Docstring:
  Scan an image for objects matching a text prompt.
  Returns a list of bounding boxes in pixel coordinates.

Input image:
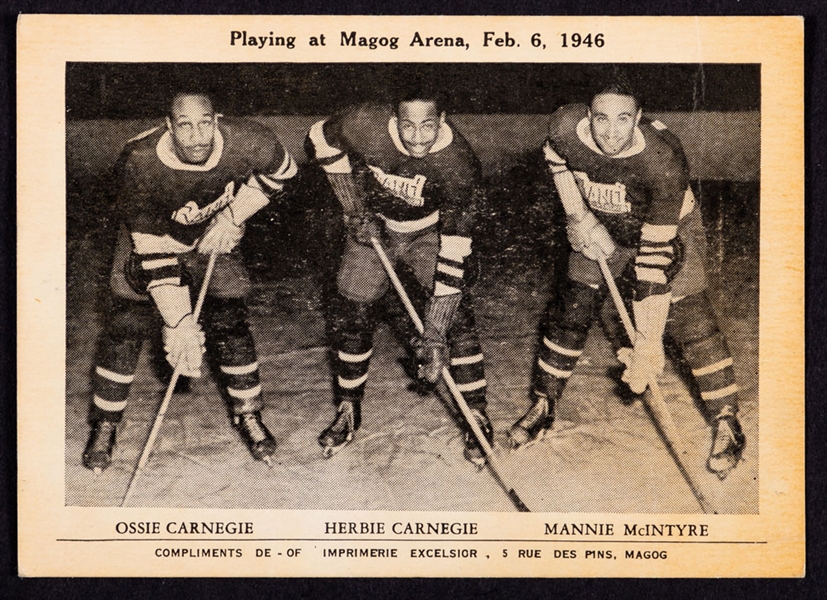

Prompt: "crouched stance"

[84,92,297,471]
[306,93,491,466]
[509,81,745,478]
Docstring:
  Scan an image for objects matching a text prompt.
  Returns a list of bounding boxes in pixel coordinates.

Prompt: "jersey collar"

[576,116,645,158]
[156,117,224,171]
[388,116,453,156]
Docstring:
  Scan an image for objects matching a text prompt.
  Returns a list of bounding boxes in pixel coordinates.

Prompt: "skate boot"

[319,400,360,458]
[508,395,553,450]
[234,411,277,466]
[463,407,494,469]
[707,409,746,479]
[82,419,118,474]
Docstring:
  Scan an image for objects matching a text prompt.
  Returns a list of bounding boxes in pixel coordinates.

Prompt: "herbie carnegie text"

[114,520,709,537]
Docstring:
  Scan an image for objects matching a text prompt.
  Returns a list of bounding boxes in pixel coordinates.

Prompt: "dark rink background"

[65,63,759,512]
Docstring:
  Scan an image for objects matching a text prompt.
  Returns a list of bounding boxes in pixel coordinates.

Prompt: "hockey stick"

[595,251,714,514]
[121,252,218,507]
[370,237,530,512]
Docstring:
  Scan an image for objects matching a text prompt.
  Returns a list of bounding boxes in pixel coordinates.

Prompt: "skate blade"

[468,456,487,471]
[709,463,734,480]
[93,467,102,476]
[321,444,347,459]
[508,427,547,451]
[261,456,274,468]
[707,455,741,480]
[464,445,491,470]
[320,435,353,459]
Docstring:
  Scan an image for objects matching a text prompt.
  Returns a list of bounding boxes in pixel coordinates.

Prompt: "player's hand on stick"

[616,334,664,394]
[198,209,245,254]
[416,325,450,384]
[617,289,671,395]
[162,313,206,377]
[567,210,616,260]
[416,293,462,384]
[345,212,383,246]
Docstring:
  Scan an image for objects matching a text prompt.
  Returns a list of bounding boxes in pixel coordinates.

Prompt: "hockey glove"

[345,212,383,246]
[162,313,206,378]
[198,208,245,255]
[417,293,461,384]
[617,292,671,394]
[567,210,616,261]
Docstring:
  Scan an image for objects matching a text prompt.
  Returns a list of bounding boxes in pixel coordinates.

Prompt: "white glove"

[162,313,206,377]
[617,333,665,395]
[198,208,245,255]
[567,210,616,260]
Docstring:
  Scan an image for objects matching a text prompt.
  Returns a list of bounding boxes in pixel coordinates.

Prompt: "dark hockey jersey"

[115,116,296,289]
[547,103,692,249]
[307,103,482,238]
[117,116,295,249]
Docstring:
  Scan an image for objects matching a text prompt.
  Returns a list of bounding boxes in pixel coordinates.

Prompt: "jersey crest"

[573,171,632,215]
[170,181,235,225]
[368,165,426,207]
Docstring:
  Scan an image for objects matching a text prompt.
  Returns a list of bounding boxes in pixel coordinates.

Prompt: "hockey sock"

[668,293,739,419]
[90,298,153,422]
[447,298,486,409]
[683,332,739,418]
[333,298,376,404]
[203,297,264,414]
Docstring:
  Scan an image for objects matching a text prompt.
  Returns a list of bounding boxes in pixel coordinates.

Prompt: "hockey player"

[83,91,297,472]
[306,89,492,466]
[508,76,746,478]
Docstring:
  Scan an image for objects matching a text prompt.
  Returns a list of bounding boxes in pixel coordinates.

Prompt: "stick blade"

[508,489,530,512]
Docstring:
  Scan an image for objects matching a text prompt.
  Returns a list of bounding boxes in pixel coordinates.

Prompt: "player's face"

[166,94,217,164]
[588,93,642,156]
[397,100,445,158]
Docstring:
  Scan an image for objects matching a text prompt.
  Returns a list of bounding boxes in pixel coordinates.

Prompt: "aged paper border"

[17,14,803,577]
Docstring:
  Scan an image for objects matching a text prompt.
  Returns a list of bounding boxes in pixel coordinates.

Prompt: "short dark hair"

[166,88,215,118]
[589,68,641,109]
[396,85,448,115]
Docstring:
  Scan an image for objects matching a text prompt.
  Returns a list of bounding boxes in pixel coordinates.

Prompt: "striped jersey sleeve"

[634,121,690,299]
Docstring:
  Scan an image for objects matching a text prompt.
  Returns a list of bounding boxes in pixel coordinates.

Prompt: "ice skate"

[463,407,494,469]
[508,395,554,450]
[707,412,746,479]
[319,401,360,458]
[82,419,118,474]
[234,411,277,466]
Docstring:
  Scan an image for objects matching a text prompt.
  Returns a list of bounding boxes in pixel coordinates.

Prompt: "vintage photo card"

[17,15,803,577]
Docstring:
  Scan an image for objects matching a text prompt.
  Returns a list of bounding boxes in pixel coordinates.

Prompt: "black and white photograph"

[16,15,803,578]
[64,62,760,513]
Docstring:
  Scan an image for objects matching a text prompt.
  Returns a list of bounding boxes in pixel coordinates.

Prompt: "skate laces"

[89,420,117,449]
[519,396,549,429]
[468,409,493,440]
[97,419,117,432]
[238,413,268,443]
[712,416,743,456]
[334,402,355,432]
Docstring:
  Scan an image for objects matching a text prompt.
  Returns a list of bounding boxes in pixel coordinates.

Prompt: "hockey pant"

[535,261,737,420]
[91,244,262,422]
[332,227,486,412]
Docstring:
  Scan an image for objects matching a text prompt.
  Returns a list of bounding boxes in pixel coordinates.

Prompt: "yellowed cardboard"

[17,15,803,577]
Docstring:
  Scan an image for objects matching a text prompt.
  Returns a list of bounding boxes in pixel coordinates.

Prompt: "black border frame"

[2,1,822,597]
